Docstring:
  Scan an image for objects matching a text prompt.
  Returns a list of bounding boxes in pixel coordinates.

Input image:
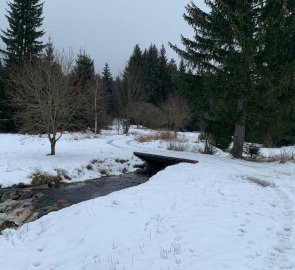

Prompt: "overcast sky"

[0,0,206,75]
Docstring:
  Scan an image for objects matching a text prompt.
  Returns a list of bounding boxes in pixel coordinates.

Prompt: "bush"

[131,102,166,129]
[244,143,261,159]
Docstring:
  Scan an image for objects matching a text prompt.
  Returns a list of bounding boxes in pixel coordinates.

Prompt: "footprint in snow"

[239,228,247,236]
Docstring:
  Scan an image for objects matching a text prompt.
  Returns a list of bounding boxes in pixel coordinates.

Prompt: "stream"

[0,171,149,232]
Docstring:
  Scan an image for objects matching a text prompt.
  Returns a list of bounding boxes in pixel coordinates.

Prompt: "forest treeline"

[0,0,294,158]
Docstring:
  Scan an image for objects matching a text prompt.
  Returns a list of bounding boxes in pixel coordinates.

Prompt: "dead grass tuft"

[115,158,128,164]
[91,159,103,164]
[55,168,72,180]
[247,148,295,163]
[135,131,176,143]
[86,164,94,170]
[31,172,61,187]
[99,168,109,175]
[167,141,189,152]
[15,182,28,188]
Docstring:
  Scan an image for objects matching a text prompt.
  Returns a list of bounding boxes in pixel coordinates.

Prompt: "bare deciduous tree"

[162,94,191,135]
[131,102,166,129]
[113,65,147,133]
[9,51,88,155]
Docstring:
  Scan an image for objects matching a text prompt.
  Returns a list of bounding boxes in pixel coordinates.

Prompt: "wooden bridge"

[134,151,198,173]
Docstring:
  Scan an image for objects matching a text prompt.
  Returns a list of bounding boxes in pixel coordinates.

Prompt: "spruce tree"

[255,0,295,146]
[123,45,143,83]
[142,45,162,104]
[158,46,173,102]
[101,63,113,115]
[73,51,95,88]
[1,0,45,66]
[0,60,7,131]
[102,63,113,94]
[170,1,259,158]
[128,44,143,67]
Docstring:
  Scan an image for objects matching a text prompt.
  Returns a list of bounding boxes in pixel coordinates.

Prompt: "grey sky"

[0,0,206,75]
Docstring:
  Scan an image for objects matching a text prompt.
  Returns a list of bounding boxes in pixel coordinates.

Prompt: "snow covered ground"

[0,131,142,187]
[0,128,295,270]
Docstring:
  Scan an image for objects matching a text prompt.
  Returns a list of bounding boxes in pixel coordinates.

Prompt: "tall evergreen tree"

[102,63,113,94]
[1,0,45,66]
[171,0,295,156]
[102,63,113,114]
[142,44,161,104]
[73,51,95,88]
[170,1,261,158]
[0,60,7,131]
[70,51,96,130]
[253,0,295,146]
[158,45,173,102]
[128,44,143,67]
[122,45,143,85]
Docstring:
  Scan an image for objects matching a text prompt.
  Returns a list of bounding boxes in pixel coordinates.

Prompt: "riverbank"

[0,129,295,269]
[0,172,149,233]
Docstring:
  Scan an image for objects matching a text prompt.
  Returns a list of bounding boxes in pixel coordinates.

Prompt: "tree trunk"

[94,78,98,135]
[174,130,178,139]
[123,118,130,134]
[231,123,245,158]
[48,133,57,156]
[231,100,246,159]
[50,139,56,155]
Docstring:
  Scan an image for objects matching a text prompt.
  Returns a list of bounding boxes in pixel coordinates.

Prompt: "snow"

[0,128,295,269]
[260,146,295,158]
[0,132,141,187]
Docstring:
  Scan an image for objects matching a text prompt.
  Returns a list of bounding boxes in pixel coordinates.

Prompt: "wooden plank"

[133,152,198,166]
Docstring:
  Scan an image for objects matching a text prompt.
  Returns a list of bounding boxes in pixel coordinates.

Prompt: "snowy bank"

[0,133,141,187]
[0,155,295,269]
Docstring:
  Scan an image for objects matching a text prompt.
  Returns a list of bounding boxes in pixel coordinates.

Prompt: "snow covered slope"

[0,131,295,270]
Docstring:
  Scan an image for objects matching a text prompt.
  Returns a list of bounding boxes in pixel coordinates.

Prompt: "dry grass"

[115,158,128,164]
[247,148,295,163]
[167,141,189,152]
[99,168,109,175]
[135,131,176,143]
[279,148,295,163]
[86,164,94,170]
[71,133,100,141]
[55,168,72,180]
[31,172,61,187]
[135,131,191,152]
[91,159,103,164]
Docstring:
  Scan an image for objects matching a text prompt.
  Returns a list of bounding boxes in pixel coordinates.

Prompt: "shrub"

[131,102,166,129]
[244,143,261,159]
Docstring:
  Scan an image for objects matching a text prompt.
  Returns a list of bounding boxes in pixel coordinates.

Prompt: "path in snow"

[108,135,295,270]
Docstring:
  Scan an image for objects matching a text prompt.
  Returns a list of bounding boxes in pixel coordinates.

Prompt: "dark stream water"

[0,172,150,231]
[34,172,149,214]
